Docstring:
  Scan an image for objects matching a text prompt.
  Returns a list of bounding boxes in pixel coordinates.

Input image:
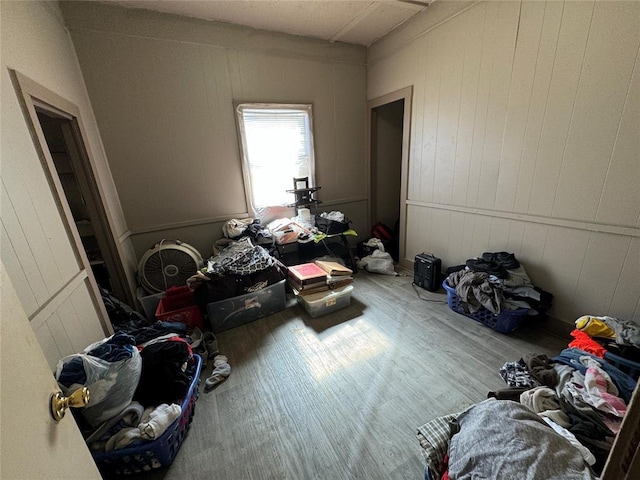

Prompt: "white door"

[0,263,101,480]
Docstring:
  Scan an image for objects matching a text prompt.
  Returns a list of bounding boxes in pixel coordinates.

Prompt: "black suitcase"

[414,253,442,292]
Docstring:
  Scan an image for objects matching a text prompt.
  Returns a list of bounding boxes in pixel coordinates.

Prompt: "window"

[235,103,315,213]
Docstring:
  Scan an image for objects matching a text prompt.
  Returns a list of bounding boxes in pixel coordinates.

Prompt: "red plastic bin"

[155,286,204,331]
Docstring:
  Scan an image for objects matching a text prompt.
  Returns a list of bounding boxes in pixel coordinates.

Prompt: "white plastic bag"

[357,250,398,276]
[55,338,142,426]
[364,237,385,252]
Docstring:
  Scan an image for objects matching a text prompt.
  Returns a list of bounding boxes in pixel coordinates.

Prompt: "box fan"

[138,240,203,294]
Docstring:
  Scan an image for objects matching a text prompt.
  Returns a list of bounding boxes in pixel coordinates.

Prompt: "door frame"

[366,86,413,268]
[10,70,130,334]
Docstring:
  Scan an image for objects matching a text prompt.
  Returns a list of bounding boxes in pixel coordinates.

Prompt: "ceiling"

[98,0,435,46]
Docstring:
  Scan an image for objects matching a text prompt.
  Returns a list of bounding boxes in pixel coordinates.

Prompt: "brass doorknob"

[50,387,90,421]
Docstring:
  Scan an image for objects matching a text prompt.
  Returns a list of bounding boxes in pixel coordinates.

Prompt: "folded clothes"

[139,403,182,440]
[482,251,520,270]
[465,258,508,279]
[100,403,182,452]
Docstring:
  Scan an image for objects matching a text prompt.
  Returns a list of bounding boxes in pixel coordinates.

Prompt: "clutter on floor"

[417,314,640,480]
[186,234,288,333]
[287,259,355,318]
[204,355,231,391]
[55,320,204,475]
[357,249,398,276]
[442,251,552,333]
[80,212,363,472]
[356,226,400,275]
[182,209,359,329]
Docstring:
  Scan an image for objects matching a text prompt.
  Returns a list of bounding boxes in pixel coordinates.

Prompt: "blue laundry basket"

[92,354,202,475]
[442,280,529,334]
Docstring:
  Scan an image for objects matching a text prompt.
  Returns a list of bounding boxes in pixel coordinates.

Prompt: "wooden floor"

[122,269,569,480]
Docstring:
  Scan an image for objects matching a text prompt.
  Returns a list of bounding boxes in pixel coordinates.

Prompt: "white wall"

[369,0,640,325]
[0,1,134,368]
[61,1,368,260]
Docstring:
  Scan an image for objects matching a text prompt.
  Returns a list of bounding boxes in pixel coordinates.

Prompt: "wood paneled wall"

[1,1,131,369]
[61,2,368,260]
[369,0,640,324]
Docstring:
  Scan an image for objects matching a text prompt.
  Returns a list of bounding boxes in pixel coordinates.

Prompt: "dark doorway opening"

[36,110,125,301]
[368,86,412,265]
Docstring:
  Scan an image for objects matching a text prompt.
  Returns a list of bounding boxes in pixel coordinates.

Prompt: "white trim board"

[408,201,640,238]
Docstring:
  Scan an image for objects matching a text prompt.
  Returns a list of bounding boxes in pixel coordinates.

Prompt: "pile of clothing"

[418,399,599,480]
[489,328,638,474]
[58,321,202,453]
[188,236,286,311]
[56,332,142,427]
[417,345,637,479]
[445,251,552,316]
[570,315,640,361]
[221,217,274,247]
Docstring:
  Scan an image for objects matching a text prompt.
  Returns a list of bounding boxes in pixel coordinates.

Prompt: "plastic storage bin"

[442,280,529,334]
[136,287,165,321]
[206,280,286,333]
[604,351,640,380]
[298,285,353,318]
[155,286,204,331]
[93,354,202,475]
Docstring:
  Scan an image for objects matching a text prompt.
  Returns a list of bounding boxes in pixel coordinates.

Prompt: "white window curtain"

[236,104,315,212]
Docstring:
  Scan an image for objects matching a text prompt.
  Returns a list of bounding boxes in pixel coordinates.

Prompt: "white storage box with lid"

[297,285,353,318]
[206,280,286,332]
[136,287,165,320]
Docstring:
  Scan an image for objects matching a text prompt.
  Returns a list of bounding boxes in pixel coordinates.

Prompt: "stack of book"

[287,262,329,296]
[314,260,353,289]
[287,260,353,297]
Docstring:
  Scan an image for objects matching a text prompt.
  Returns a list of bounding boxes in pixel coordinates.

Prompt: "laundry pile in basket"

[445,251,552,317]
[442,251,553,333]
[54,320,208,475]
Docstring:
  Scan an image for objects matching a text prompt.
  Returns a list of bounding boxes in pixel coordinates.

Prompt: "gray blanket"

[448,399,596,480]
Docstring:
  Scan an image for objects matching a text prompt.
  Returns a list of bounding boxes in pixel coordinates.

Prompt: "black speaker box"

[414,253,442,292]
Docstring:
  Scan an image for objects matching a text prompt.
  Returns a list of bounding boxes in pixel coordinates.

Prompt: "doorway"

[36,111,117,296]
[368,86,412,266]
[10,70,133,335]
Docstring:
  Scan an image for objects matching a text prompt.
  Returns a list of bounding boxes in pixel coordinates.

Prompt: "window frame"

[235,102,316,215]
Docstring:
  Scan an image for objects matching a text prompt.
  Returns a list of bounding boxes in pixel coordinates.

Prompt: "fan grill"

[138,241,203,294]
